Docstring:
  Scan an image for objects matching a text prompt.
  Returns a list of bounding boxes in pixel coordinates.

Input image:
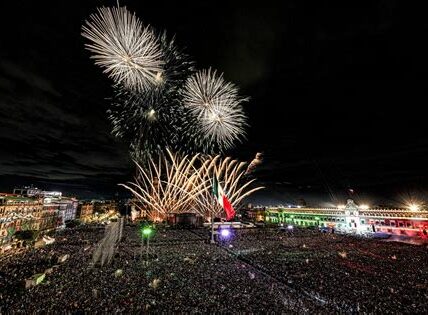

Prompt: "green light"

[142,227,152,236]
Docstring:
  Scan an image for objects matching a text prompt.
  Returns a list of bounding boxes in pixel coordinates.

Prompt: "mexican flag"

[212,174,236,220]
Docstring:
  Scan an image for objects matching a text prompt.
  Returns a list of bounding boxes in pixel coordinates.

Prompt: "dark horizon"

[1,1,428,205]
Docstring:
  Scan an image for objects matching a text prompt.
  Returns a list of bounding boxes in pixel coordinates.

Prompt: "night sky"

[1,1,428,206]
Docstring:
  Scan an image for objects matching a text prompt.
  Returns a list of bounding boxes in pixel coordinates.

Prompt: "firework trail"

[246,152,263,174]
[92,218,123,267]
[195,155,264,220]
[120,150,263,221]
[120,150,207,220]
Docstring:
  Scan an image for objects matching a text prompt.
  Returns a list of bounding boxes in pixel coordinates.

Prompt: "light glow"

[220,229,230,237]
[409,203,420,211]
[142,227,153,236]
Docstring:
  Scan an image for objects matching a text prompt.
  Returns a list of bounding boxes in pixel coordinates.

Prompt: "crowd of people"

[228,227,428,313]
[1,224,427,313]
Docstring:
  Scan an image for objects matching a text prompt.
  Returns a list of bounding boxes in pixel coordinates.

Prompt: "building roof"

[0,195,39,203]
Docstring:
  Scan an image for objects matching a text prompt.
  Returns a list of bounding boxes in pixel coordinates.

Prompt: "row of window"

[267,215,427,227]
[364,213,427,218]
[0,217,58,232]
[266,216,346,223]
[362,220,425,228]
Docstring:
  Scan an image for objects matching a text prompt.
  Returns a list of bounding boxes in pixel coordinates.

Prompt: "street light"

[142,227,152,236]
[220,228,230,238]
[218,227,234,245]
[140,225,154,263]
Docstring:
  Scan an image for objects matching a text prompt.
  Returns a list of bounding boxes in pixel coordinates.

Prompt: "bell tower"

[344,199,360,233]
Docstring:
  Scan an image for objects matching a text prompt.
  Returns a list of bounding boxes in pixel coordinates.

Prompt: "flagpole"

[211,217,215,243]
[146,237,150,263]
[211,168,217,244]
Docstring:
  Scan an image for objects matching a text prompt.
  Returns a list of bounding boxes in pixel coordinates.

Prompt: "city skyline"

[1,1,428,204]
[2,3,428,313]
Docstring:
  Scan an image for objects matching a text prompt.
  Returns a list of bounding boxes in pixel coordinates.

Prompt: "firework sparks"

[195,155,264,220]
[120,150,208,221]
[156,31,195,90]
[120,150,263,221]
[109,87,190,162]
[82,6,164,92]
[181,68,248,153]
[82,7,252,160]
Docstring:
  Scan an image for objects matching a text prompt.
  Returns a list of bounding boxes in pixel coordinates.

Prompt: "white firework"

[120,150,263,222]
[195,155,264,220]
[182,68,248,152]
[82,6,164,92]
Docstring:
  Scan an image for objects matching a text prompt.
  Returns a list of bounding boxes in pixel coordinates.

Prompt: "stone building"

[0,194,59,253]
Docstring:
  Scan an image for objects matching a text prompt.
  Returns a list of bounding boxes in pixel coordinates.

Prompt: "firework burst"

[82,6,252,162]
[181,68,248,153]
[82,6,164,92]
[120,150,263,221]
[195,155,264,219]
[108,87,189,162]
[155,31,196,90]
[120,150,208,220]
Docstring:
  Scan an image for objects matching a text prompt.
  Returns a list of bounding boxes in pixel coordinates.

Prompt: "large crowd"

[1,224,427,313]
[229,228,428,313]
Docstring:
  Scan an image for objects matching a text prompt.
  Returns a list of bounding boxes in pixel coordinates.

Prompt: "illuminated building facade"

[93,200,118,214]
[244,206,266,222]
[76,200,119,222]
[0,194,59,253]
[78,202,94,222]
[48,197,78,227]
[62,198,78,222]
[11,186,75,226]
[258,199,428,238]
